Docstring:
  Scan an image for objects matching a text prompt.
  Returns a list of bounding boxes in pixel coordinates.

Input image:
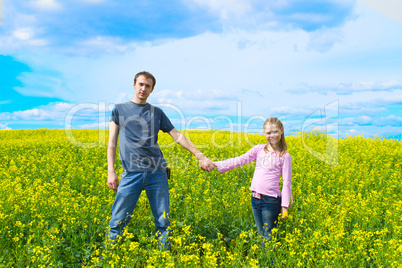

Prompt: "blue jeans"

[251,194,281,241]
[108,170,171,250]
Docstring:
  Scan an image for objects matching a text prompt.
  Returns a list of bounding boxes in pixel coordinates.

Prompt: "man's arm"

[107,121,120,191]
[168,128,216,171]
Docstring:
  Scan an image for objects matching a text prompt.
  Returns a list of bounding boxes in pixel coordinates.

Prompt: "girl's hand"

[280,207,289,220]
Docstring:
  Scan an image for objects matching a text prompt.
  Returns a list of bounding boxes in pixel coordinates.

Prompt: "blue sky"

[0,0,401,139]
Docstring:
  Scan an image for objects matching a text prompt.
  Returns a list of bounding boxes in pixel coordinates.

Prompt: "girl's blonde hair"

[263,117,288,157]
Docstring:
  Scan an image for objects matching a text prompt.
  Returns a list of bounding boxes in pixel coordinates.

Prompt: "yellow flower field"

[0,129,401,267]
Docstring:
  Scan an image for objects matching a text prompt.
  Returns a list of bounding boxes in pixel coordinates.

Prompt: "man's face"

[134,75,154,101]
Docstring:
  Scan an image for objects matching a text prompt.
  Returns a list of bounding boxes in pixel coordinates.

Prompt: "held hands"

[198,156,216,172]
[107,170,119,191]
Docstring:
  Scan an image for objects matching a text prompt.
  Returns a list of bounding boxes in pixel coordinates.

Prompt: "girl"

[214,117,292,241]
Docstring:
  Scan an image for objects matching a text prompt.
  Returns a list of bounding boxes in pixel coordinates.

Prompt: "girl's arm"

[281,153,292,208]
[214,145,262,174]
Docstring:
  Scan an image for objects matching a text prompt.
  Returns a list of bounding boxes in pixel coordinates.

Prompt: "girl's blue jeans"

[108,170,171,250]
[251,194,281,241]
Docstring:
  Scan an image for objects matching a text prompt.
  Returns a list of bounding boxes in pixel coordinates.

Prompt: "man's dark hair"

[134,71,156,89]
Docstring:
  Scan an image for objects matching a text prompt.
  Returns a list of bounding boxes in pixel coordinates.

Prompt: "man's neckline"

[130,101,149,106]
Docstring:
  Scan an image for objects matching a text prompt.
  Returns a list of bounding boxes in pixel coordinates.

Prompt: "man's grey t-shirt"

[111,101,174,173]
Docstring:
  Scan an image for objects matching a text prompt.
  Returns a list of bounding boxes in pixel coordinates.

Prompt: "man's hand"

[199,157,216,172]
[280,207,289,220]
[107,170,119,191]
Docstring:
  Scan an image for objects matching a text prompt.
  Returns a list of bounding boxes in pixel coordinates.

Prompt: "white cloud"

[8,102,74,121]
[307,27,343,52]
[78,0,105,3]
[185,0,356,32]
[366,95,402,106]
[1,32,48,49]
[0,102,113,129]
[339,115,402,127]
[270,106,315,117]
[290,13,331,24]
[0,123,12,130]
[150,88,237,113]
[12,28,34,40]
[374,115,402,127]
[0,9,47,52]
[340,105,388,116]
[187,0,252,19]
[0,102,82,122]
[288,80,402,95]
[30,0,62,11]
[73,36,128,55]
[346,80,402,92]
[270,95,400,121]
[112,92,133,106]
[340,125,401,138]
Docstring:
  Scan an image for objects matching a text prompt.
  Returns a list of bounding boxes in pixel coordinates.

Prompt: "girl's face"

[264,123,283,146]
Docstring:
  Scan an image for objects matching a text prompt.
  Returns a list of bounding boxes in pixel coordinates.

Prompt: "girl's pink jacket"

[215,144,292,208]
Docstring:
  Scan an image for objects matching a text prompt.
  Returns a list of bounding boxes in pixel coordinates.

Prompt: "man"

[107,71,215,250]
